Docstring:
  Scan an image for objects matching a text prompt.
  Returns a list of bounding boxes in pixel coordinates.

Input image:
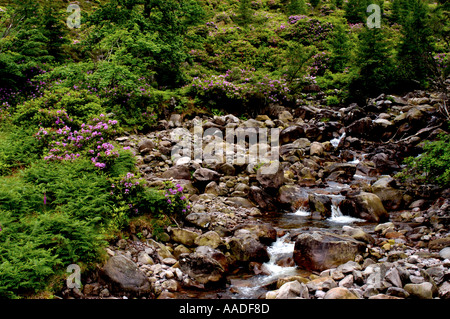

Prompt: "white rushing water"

[235,234,299,298]
[288,208,311,217]
[330,132,346,148]
[327,204,365,224]
[263,234,298,277]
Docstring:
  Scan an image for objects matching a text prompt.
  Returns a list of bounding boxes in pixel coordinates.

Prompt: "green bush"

[0,127,43,176]
[13,88,105,129]
[398,132,450,186]
[326,95,340,106]
[0,209,105,298]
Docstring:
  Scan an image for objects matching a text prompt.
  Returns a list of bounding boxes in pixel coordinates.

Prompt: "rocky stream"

[60,88,450,300]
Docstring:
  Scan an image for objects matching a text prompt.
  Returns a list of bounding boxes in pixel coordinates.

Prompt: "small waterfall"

[264,234,297,277]
[330,132,346,148]
[234,234,299,298]
[328,204,365,224]
[289,208,310,216]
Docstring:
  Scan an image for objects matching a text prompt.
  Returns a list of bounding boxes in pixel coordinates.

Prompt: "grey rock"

[102,255,151,294]
[179,247,228,284]
[294,231,366,272]
[404,282,434,299]
[439,247,450,260]
[161,164,191,180]
[439,281,450,299]
[385,267,402,288]
[256,163,284,191]
[386,287,410,298]
[276,281,309,299]
[185,212,211,229]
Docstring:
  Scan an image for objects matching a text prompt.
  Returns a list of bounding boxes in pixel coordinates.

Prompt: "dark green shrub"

[0,126,42,175]
[0,209,105,298]
[13,88,105,129]
[398,133,450,187]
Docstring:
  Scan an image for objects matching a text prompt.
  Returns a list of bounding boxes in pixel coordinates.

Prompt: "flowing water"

[330,132,346,148]
[174,133,377,299]
[227,200,370,299]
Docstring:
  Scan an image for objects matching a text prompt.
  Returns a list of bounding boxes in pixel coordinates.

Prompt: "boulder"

[216,162,236,176]
[102,255,151,294]
[346,117,373,138]
[404,282,434,299]
[324,163,357,180]
[204,181,220,195]
[280,126,305,144]
[278,110,294,123]
[293,231,366,272]
[370,153,400,173]
[233,222,277,244]
[339,192,389,223]
[310,142,324,156]
[323,287,359,299]
[185,212,211,229]
[308,194,332,219]
[306,276,337,291]
[277,185,309,212]
[229,235,270,263]
[429,236,450,250]
[173,244,191,259]
[439,282,450,299]
[179,246,228,284]
[439,247,450,259]
[138,139,155,155]
[225,197,255,208]
[194,231,222,249]
[342,225,375,244]
[161,164,191,180]
[256,163,284,192]
[372,177,404,210]
[192,168,221,185]
[266,280,309,299]
[248,186,277,211]
[170,228,199,247]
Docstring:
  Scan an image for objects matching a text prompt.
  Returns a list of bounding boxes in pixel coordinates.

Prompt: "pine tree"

[42,4,69,63]
[310,0,320,9]
[237,0,252,27]
[391,0,414,24]
[328,22,351,73]
[287,0,307,15]
[344,0,368,24]
[397,0,433,87]
[349,25,394,101]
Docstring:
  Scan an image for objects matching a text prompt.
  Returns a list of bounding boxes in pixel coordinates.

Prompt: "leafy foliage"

[399,133,450,187]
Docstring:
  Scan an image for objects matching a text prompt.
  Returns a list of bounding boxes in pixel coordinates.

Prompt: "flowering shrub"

[434,53,449,78]
[163,181,191,217]
[13,88,104,129]
[288,15,307,25]
[286,17,334,48]
[35,113,123,170]
[308,51,330,77]
[110,172,146,215]
[189,68,291,106]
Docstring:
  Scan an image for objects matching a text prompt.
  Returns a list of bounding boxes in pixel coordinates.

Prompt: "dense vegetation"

[0,0,448,298]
